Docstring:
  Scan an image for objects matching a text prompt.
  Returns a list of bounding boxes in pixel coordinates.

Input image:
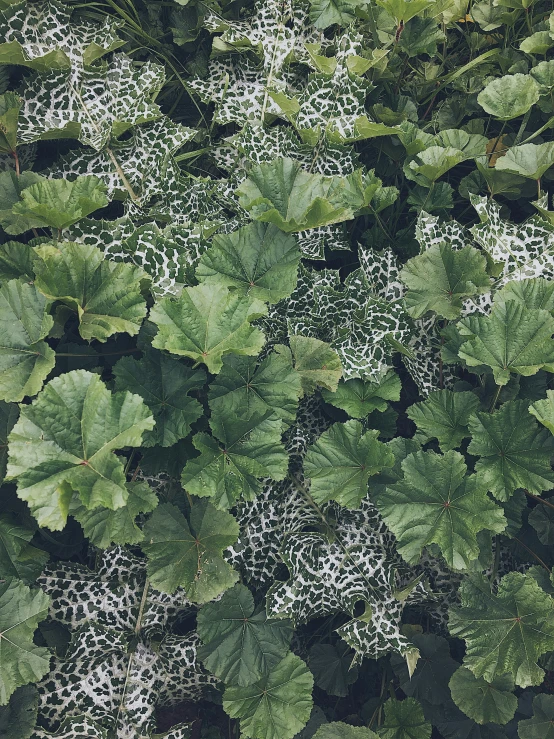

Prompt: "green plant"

[2,0,554,737]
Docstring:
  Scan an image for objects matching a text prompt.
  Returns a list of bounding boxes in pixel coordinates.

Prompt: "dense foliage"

[3,0,554,737]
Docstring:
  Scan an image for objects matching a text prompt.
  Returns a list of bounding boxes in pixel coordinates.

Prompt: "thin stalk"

[489,384,502,412]
[512,537,551,572]
[525,490,554,511]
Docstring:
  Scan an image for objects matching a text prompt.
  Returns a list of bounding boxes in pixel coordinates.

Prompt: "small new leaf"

[290,336,342,394]
[518,695,554,739]
[378,697,432,739]
[321,372,401,418]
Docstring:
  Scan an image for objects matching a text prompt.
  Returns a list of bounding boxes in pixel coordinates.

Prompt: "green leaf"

[518,694,554,739]
[401,243,489,319]
[449,667,517,725]
[0,91,19,153]
[0,279,55,402]
[494,278,554,313]
[529,389,554,432]
[390,634,459,706]
[142,500,239,601]
[449,572,554,687]
[237,158,375,233]
[495,142,554,180]
[375,449,505,569]
[6,176,108,235]
[304,420,394,508]
[0,171,44,235]
[151,284,267,374]
[377,697,432,739]
[70,480,158,548]
[406,147,466,186]
[309,0,367,28]
[181,412,288,509]
[33,242,147,343]
[208,349,303,425]
[314,724,378,739]
[407,390,480,452]
[7,370,154,530]
[0,685,38,739]
[309,640,358,697]
[0,579,51,705]
[289,335,343,394]
[375,0,435,23]
[0,241,34,283]
[458,303,554,385]
[196,221,301,304]
[321,372,401,417]
[528,501,554,545]
[467,400,554,501]
[222,652,314,739]
[197,583,292,686]
[113,350,204,447]
[0,514,48,583]
[477,74,539,120]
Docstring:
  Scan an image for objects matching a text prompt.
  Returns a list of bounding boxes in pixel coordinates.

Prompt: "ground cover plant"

[3,0,554,737]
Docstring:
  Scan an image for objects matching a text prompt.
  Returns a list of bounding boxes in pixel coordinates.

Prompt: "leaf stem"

[489,384,502,412]
[524,490,554,511]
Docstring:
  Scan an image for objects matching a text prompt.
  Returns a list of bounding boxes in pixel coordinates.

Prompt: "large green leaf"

[375,450,505,570]
[0,279,55,402]
[222,652,314,739]
[518,695,554,739]
[150,284,267,374]
[321,372,401,417]
[208,349,303,425]
[196,222,301,304]
[448,667,517,725]
[181,412,288,509]
[113,350,204,447]
[304,420,394,507]
[458,303,554,385]
[401,243,489,319]
[309,0,367,28]
[33,242,147,342]
[467,400,554,501]
[477,74,539,120]
[377,698,432,739]
[7,370,154,529]
[237,158,375,233]
[407,390,480,452]
[0,171,45,237]
[0,579,51,705]
[449,572,554,688]
[142,500,239,601]
[197,583,292,686]
[5,177,108,235]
